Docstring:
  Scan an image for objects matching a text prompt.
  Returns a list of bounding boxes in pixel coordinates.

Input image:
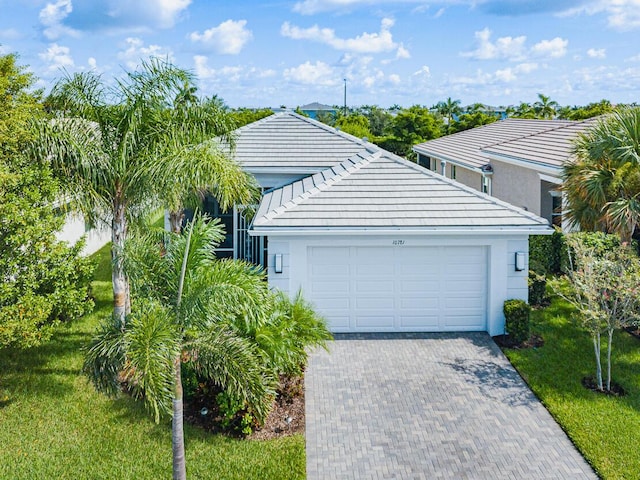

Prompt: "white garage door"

[307,246,487,332]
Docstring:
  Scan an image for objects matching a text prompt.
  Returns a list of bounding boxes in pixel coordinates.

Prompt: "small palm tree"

[435,97,461,134]
[31,58,254,327]
[84,215,275,480]
[534,93,559,119]
[564,107,640,242]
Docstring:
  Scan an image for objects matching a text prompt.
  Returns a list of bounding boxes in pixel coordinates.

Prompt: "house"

[412,118,599,229]
[210,112,551,335]
[55,210,111,256]
[298,102,338,120]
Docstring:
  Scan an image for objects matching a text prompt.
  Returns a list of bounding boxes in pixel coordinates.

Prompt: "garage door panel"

[307,246,487,333]
[355,315,395,329]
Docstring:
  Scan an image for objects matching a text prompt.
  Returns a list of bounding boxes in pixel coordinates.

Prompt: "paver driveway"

[305,333,596,479]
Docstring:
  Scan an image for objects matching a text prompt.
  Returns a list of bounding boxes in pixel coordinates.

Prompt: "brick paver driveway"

[305,333,596,479]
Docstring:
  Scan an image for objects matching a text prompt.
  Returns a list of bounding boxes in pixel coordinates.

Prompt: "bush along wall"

[503,299,531,345]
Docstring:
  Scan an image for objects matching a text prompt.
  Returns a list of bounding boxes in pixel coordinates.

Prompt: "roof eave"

[481,151,563,176]
[249,225,553,236]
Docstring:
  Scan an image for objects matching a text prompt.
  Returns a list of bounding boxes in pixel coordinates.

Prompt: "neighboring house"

[55,210,111,256]
[298,102,337,120]
[210,112,550,335]
[412,118,599,229]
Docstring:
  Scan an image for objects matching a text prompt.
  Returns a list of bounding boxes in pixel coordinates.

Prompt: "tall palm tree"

[564,107,640,242]
[31,58,254,327]
[84,216,275,480]
[534,93,559,119]
[435,97,461,134]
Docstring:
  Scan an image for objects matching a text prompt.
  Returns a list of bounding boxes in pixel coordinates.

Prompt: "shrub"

[503,299,531,344]
[529,228,566,274]
[528,271,547,306]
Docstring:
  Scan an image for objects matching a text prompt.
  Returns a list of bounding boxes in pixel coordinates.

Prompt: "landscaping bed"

[499,280,640,480]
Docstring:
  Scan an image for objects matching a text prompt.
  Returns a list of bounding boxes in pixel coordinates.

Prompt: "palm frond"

[83,316,127,397]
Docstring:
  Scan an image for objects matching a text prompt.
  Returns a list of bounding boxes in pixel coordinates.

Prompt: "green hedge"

[503,299,531,344]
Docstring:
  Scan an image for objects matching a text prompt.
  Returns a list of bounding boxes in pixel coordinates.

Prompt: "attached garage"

[251,150,551,336]
[307,245,487,332]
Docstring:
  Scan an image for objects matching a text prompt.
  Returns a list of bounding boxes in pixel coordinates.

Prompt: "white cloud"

[117,37,173,70]
[107,0,191,29]
[565,0,640,31]
[281,18,401,55]
[587,47,606,58]
[388,73,401,84]
[39,43,75,72]
[193,56,275,83]
[88,57,98,70]
[0,28,22,40]
[413,65,431,77]
[495,68,517,82]
[515,62,538,73]
[396,44,411,59]
[189,19,253,55]
[531,37,568,58]
[462,28,527,60]
[39,0,79,40]
[283,60,337,86]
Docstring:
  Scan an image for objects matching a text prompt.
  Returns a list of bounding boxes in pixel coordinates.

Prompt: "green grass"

[502,278,640,480]
[0,243,305,480]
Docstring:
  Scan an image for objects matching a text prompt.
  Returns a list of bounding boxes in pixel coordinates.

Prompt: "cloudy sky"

[1,0,639,108]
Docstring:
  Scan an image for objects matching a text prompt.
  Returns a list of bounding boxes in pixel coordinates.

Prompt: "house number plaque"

[392,240,406,246]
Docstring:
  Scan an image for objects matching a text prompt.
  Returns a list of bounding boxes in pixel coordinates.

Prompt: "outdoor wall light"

[274,254,283,274]
[515,252,526,272]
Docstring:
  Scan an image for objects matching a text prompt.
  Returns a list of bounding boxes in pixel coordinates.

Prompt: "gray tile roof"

[482,117,601,169]
[252,151,551,232]
[413,118,575,170]
[233,112,369,171]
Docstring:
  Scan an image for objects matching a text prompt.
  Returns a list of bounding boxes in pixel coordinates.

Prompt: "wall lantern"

[274,254,283,274]
[515,252,526,272]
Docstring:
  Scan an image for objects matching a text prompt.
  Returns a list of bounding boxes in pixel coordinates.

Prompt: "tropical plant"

[30,58,255,327]
[435,97,462,134]
[380,105,444,158]
[336,114,373,139]
[533,93,559,119]
[84,216,276,479]
[560,235,640,392]
[563,108,640,242]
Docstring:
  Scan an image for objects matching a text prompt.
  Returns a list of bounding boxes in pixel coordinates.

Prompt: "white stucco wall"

[263,233,531,336]
[56,212,111,256]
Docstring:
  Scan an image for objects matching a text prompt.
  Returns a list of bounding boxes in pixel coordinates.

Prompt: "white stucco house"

[210,112,552,335]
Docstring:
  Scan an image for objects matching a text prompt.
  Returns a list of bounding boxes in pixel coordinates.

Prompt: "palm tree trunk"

[112,199,130,328]
[172,355,187,480]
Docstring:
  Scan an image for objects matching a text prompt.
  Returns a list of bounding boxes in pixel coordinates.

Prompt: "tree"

[507,102,536,119]
[228,108,273,128]
[84,216,275,479]
[533,93,559,119]
[561,234,640,391]
[435,97,462,134]
[31,58,254,327]
[451,110,498,133]
[558,100,615,120]
[356,105,393,137]
[563,108,640,242]
[379,105,444,158]
[0,53,94,348]
[336,114,372,139]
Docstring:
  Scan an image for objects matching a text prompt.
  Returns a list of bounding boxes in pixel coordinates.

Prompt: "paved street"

[305,333,597,479]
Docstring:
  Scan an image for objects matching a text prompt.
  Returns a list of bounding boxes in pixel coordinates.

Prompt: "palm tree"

[534,93,559,119]
[31,58,254,327]
[435,97,461,134]
[84,216,276,480]
[564,107,640,242]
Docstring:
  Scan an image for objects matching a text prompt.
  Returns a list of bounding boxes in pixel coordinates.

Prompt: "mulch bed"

[184,374,305,440]
[581,376,626,397]
[493,333,544,349]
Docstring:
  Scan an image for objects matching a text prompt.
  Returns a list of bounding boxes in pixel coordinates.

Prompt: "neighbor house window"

[481,175,492,195]
[551,193,562,227]
[451,165,457,180]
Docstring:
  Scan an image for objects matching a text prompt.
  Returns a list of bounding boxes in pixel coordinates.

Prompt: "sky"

[1,0,639,109]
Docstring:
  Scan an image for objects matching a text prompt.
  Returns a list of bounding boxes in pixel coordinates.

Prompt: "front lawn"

[0,244,305,479]
[502,279,640,480]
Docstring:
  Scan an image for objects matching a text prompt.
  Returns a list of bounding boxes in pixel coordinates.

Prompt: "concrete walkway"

[305,333,597,479]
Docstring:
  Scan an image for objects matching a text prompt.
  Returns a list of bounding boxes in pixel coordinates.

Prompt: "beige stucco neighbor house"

[412,118,599,229]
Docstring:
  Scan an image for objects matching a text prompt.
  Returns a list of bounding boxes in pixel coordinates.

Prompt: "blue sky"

[1,0,639,108]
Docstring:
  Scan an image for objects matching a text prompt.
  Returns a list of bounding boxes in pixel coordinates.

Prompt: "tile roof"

[482,117,600,169]
[252,150,551,232]
[413,118,575,170]
[233,111,369,171]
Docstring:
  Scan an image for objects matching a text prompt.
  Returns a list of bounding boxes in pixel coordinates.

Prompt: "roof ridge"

[259,151,378,222]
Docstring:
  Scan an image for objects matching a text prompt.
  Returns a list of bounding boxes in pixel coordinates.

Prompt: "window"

[481,175,492,195]
[551,193,562,227]
[451,165,457,180]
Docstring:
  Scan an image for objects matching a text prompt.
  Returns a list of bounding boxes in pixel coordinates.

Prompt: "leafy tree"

[315,109,337,126]
[563,108,640,242]
[356,105,393,137]
[533,93,559,119]
[451,110,499,133]
[507,102,536,119]
[31,58,254,327]
[0,53,94,348]
[229,108,273,128]
[84,216,276,479]
[336,114,373,139]
[380,105,444,158]
[561,235,640,392]
[558,100,614,120]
